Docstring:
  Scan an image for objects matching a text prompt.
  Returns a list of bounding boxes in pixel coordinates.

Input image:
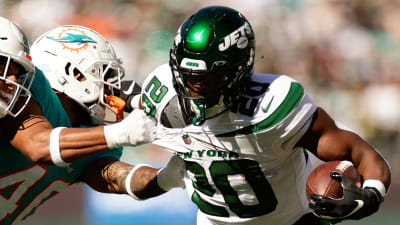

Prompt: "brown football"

[306,160,362,200]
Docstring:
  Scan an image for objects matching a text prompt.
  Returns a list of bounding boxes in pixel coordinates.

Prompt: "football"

[306,160,362,200]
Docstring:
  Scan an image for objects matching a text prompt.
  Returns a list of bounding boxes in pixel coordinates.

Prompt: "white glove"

[104,109,156,148]
[157,155,186,191]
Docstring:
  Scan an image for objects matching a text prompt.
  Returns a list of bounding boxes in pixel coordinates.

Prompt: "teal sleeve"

[30,67,72,128]
[68,146,123,175]
[91,147,123,160]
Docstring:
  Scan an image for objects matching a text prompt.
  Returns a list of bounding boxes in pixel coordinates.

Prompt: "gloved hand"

[119,80,142,112]
[310,172,383,224]
[104,109,156,148]
[157,155,186,191]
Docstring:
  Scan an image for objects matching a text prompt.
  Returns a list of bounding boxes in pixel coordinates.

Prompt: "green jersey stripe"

[217,82,304,137]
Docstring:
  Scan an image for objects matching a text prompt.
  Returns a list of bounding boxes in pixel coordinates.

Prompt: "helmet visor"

[173,67,228,99]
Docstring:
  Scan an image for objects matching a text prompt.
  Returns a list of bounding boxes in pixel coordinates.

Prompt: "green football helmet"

[170,6,255,125]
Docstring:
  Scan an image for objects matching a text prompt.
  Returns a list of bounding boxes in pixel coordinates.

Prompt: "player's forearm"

[83,157,186,198]
[123,165,166,200]
[354,147,391,191]
[338,132,392,198]
[20,126,108,165]
[13,112,155,166]
[52,126,110,163]
[10,115,107,165]
[81,160,167,199]
[118,156,186,199]
[335,133,391,194]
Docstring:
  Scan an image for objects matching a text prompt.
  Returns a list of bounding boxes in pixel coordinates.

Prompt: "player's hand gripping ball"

[306,160,361,200]
[307,160,384,222]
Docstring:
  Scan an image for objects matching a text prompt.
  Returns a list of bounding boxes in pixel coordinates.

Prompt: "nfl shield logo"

[182,134,191,145]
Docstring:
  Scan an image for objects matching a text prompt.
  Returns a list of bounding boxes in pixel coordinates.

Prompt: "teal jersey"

[0,69,122,225]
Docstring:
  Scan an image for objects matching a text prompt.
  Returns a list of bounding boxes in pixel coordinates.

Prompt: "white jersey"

[142,64,318,225]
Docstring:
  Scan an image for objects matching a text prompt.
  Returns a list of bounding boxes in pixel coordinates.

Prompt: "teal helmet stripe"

[22,33,30,54]
[216,82,304,137]
[14,25,30,54]
[46,33,97,45]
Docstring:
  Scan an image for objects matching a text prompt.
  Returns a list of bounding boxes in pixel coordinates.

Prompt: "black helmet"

[170,6,255,125]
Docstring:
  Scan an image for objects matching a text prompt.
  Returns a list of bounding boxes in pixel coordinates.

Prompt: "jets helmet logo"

[46,28,96,53]
[218,22,252,52]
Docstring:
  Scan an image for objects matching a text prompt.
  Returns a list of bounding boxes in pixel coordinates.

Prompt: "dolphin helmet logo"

[46,28,97,53]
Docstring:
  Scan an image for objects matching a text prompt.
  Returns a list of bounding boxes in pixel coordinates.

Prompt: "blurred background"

[1,0,399,224]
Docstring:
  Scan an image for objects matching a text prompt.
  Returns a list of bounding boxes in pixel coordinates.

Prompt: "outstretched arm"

[79,155,186,200]
[6,99,155,166]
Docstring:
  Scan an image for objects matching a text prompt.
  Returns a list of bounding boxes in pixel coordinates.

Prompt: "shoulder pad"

[141,64,177,121]
[253,74,306,122]
[227,73,308,126]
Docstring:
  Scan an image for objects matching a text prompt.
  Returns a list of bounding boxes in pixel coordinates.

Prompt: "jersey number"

[234,79,270,117]
[142,76,168,117]
[0,165,69,224]
[186,159,277,218]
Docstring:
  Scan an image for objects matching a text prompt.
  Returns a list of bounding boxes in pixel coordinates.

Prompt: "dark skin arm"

[1,62,110,164]
[78,157,166,199]
[4,98,110,164]
[4,90,165,198]
[296,107,391,190]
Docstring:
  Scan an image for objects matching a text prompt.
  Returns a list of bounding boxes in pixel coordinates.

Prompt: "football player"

[0,19,184,225]
[137,6,391,225]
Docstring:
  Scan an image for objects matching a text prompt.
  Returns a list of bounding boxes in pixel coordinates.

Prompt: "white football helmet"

[31,25,125,124]
[0,17,35,118]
